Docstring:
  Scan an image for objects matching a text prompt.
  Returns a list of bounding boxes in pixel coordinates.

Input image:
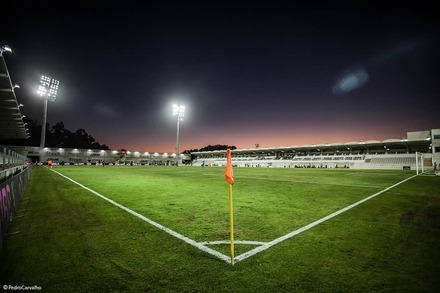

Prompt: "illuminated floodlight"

[172,104,185,121]
[0,45,12,55]
[38,75,59,102]
[38,75,60,147]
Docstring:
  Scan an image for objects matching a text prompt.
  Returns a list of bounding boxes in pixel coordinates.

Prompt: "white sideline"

[234,174,418,263]
[51,169,231,263]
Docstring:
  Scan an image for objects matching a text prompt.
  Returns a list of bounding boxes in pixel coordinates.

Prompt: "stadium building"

[191,129,440,171]
[1,129,438,171]
[6,147,190,167]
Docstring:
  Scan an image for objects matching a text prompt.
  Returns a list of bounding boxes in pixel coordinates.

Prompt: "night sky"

[3,2,439,153]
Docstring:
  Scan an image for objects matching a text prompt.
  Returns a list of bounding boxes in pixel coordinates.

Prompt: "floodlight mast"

[172,104,185,166]
[38,75,59,148]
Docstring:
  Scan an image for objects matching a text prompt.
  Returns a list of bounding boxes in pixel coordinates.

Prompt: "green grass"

[1,166,439,292]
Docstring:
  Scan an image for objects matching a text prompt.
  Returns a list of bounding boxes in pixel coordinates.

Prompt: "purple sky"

[3,2,439,153]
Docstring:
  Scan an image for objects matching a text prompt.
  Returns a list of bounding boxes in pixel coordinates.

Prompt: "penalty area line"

[234,173,419,263]
[50,169,231,264]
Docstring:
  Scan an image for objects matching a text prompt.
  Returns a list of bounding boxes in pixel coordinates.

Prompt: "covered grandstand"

[192,129,440,170]
[1,46,29,180]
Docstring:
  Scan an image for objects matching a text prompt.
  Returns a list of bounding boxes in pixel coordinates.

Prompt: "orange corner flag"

[225,149,234,185]
[225,148,235,265]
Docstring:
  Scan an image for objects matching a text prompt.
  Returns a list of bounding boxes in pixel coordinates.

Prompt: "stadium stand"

[0,47,31,254]
[192,129,440,171]
[0,47,29,181]
[1,147,28,181]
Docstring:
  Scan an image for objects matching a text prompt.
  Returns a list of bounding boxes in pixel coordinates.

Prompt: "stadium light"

[0,45,12,56]
[38,75,60,148]
[172,104,185,166]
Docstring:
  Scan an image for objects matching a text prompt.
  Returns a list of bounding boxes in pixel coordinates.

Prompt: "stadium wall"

[0,165,32,254]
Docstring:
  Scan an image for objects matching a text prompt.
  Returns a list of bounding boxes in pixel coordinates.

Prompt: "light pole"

[37,75,59,148]
[172,104,185,166]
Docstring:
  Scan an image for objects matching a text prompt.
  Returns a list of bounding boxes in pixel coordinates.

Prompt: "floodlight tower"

[37,75,59,148]
[172,104,185,166]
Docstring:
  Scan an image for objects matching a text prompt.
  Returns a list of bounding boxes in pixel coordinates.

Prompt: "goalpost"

[415,151,424,175]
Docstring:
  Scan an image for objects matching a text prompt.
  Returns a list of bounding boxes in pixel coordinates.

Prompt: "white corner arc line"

[50,169,231,263]
[234,174,418,263]
[199,240,268,246]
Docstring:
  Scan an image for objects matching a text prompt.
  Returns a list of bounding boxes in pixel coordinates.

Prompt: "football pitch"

[1,166,439,292]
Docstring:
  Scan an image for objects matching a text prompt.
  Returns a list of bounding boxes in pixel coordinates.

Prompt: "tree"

[182,144,236,154]
[0,117,110,150]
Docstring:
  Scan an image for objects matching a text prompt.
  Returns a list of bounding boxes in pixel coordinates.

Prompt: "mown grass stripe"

[203,173,386,189]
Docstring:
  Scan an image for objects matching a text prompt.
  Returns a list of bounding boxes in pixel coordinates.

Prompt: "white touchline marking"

[51,169,231,263]
[234,174,418,263]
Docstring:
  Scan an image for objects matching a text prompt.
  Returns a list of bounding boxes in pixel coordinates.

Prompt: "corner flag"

[225,149,235,265]
[225,149,234,185]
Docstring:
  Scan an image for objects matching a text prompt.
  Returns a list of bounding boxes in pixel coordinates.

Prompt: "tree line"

[0,117,110,150]
[182,144,236,154]
[1,117,236,153]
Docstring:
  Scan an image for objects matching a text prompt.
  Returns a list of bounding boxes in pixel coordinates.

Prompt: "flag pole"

[229,182,235,266]
[225,149,235,266]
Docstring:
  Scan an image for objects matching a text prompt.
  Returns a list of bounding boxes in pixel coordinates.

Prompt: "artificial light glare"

[38,75,59,101]
[172,104,185,120]
[1,45,12,53]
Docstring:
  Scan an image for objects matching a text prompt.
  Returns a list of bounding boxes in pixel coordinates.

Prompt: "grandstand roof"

[0,53,28,139]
